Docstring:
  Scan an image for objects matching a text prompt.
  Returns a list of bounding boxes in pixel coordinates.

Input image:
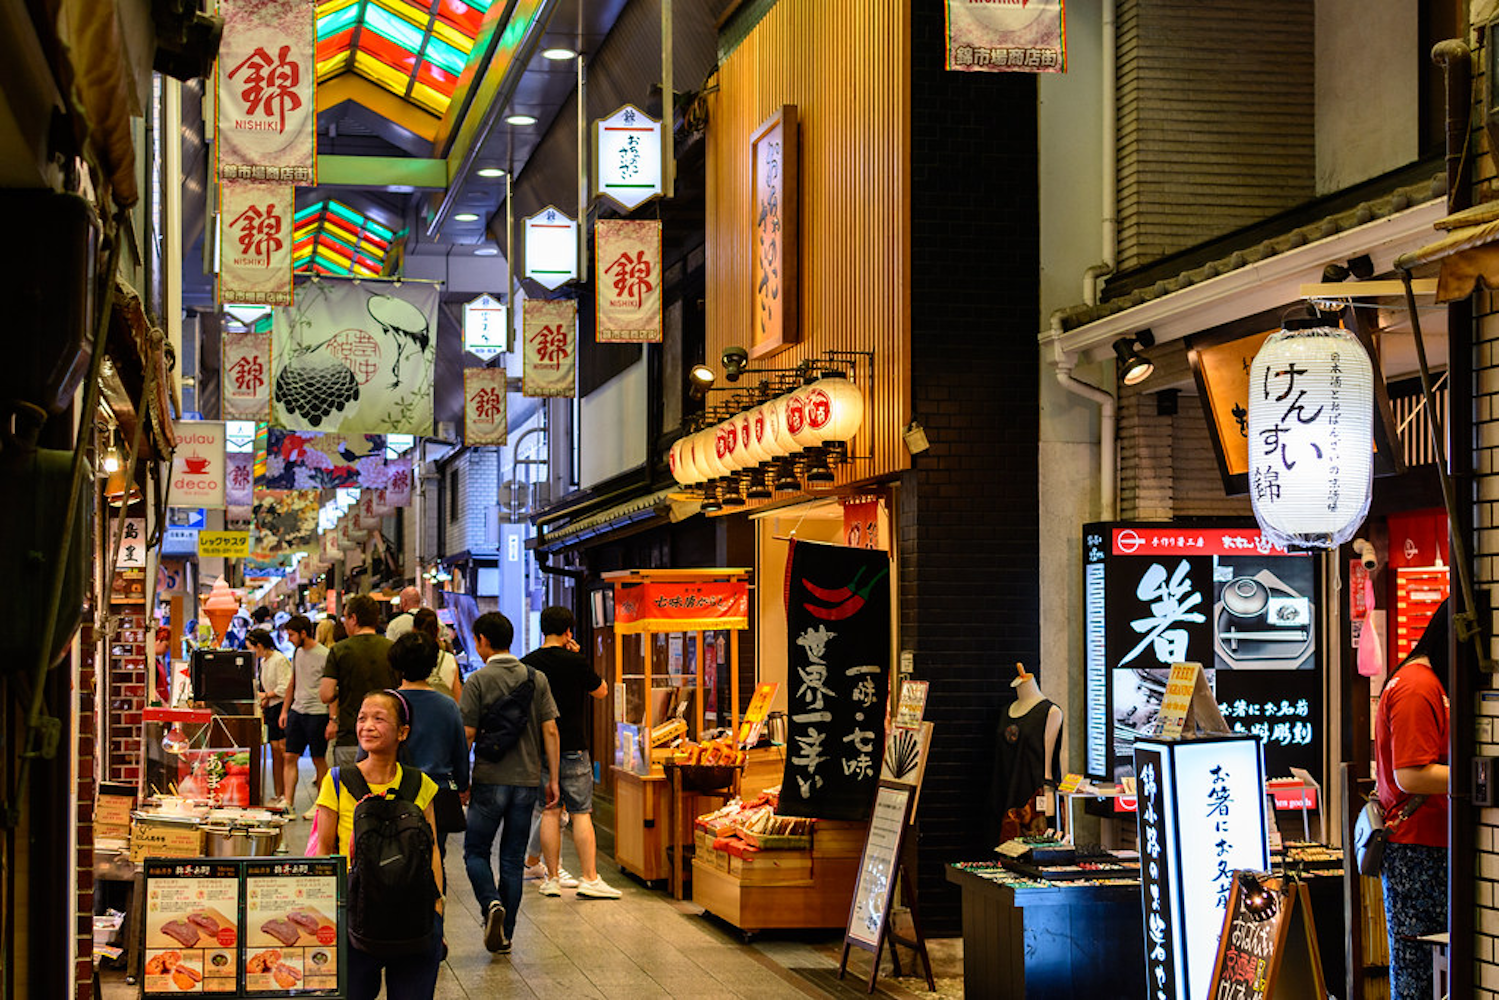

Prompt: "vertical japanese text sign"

[464,368,508,446]
[523,206,578,290]
[750,107,798,357]
[595,220,662,343]
[522,299,576,398]
[594,104,662,210]
[217,0,316,181]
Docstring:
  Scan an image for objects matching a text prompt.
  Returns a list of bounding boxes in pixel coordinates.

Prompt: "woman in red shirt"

[1373,600,1449,1000]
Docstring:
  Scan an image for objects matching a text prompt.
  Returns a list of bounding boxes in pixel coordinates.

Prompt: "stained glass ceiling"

[293,200,398,277]
[316,0,496,117]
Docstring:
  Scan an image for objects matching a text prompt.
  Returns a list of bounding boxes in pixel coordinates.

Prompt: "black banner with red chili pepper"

[778,540,892,820]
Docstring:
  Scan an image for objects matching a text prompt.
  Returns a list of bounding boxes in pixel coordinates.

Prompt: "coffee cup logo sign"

[171,421,227,508]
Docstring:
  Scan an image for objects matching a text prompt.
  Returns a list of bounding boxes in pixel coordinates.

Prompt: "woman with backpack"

[315,689,445,998]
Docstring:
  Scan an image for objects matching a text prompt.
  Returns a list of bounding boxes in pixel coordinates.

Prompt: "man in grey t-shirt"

[278,615,329,817]
[460,612,559,955]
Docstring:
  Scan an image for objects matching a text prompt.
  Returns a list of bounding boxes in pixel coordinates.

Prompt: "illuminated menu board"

[1083,522,1321,783]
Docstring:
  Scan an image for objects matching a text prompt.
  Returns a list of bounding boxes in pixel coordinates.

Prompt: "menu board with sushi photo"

[244,858,344,995]
[142,860,241,995]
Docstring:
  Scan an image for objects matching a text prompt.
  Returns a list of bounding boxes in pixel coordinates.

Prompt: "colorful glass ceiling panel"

[292,200,398,277]
[316,0,495,116]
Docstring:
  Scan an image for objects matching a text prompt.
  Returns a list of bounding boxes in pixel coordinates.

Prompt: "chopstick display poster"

[779,540,892,820]
[142,860,242,995]
[1082,522,1321,785]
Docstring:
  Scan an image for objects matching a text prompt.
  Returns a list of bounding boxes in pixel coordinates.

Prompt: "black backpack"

[335,766,436,955]
[473,666,536,763]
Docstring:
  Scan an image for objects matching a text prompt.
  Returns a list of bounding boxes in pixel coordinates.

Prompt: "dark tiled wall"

[902,1,1041,936]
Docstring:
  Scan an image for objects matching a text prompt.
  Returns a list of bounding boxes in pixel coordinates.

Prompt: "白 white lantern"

[743,406,772,466]
[714,422,741,473]
[1247,321,1374,549]
[760,395,793,459]
[806,373,864,447]
[669,437,691,485]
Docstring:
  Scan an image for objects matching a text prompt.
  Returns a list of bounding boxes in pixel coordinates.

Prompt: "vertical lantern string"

[1397,267,1493,670]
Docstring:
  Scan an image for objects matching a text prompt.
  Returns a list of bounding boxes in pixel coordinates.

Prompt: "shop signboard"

[142,859,241,995]
[244,858,343,993]
[1083,522,1321,785]
[218,184,294,308]
[463,293,507,360]
[522,206,577,290]
[222,330,275,416]
[943,0,1066,73]
[1134,735,1268,1000]
[172,421,228,508]
[199,531,251,559]
[613,579,750,634]
[115,517,148,569]
[162,527,200,557]
[216,0,316,183]
[522,298,576,397]
[595,219,662,343]
[463,368,508,446]
[594,104,662,210]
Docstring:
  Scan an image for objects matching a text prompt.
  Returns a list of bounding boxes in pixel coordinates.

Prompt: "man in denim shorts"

[521,607,620,899]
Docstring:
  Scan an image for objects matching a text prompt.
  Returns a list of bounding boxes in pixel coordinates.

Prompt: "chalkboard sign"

[1208,871,1326,1000]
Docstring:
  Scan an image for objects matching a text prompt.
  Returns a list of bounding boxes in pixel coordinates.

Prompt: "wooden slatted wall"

[706,0,912,487]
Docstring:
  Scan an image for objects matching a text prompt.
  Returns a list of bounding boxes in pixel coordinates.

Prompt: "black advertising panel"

[779,540,892,820]
[1084,522,1321,786]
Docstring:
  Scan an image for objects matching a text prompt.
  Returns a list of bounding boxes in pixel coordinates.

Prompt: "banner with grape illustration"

[271,279,438,435]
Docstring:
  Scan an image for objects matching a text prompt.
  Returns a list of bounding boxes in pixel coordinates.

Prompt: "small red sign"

[217,927,237,947]
[1111,527,1305,559]
[316,925,336,945]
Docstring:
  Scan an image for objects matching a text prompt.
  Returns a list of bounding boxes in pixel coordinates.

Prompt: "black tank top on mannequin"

[994,698,1062,813]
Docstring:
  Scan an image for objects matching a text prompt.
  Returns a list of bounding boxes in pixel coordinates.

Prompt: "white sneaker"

[522,862,547,881]
[301,806,317,820]
[576,876,622,899]
[537,877,561,897]
[553,867,579,889]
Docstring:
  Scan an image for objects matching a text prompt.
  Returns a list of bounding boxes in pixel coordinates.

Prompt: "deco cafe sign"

[668,374,864,488]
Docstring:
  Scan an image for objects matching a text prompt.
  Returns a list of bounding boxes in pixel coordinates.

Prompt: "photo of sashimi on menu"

[243,859,343,995]
[142,861,240,995]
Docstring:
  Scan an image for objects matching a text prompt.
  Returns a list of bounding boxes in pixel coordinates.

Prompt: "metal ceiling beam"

[318,155,447,190]
[318,75,442,143]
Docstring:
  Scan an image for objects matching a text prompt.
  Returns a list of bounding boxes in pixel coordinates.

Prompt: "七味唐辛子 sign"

[613,580,749,634]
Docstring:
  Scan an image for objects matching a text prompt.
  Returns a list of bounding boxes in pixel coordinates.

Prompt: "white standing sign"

[523,206,578,290]
[463,293,508,360]
[171,420,227,508]
[594,104,662,210]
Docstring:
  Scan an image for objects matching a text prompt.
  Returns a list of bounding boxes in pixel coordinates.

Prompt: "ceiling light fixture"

[476,167,506,178]
[541,47,577,60]
[689,364,715,399]
[1112,329,1156,386]
[505,114,538,126]
[454,212,481,223]
[474,246,500,256]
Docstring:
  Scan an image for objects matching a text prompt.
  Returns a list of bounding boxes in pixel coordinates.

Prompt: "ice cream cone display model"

[202,577,240,645]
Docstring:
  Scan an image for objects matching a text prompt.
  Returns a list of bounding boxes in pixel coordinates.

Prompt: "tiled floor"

[99,759,960,998]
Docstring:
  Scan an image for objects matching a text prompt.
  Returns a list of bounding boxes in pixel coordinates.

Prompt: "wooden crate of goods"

[726,847,813,884]
[811,819,868,858]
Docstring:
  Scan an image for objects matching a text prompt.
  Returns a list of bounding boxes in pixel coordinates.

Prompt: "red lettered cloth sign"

[944,0,1066,73]
[779,540,892,820]
[222,330,273,418]
[464,368,508,446]
[522,299,576,397]
[217,0,316,182]
[613,580,749,634]
[219,180,293,306]
[595,219,662,343]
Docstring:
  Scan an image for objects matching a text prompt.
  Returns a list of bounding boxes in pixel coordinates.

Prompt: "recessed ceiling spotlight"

[476,167,506,178]
[541,47,577,61]
[474,246,500,256]
[505,114,537,126]
[454,212,481,222]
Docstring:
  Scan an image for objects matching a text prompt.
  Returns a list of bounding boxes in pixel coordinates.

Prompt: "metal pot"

[203,823,282,857]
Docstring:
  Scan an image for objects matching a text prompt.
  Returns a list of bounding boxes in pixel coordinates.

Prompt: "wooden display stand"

[692,818,866,936]
[605,568,750,884]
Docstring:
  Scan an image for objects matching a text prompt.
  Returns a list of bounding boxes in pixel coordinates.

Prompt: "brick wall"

[105,600,146,784]
[902,0,1040,937]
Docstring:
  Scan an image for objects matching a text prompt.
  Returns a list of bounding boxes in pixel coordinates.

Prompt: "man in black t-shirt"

[520,606,619,899]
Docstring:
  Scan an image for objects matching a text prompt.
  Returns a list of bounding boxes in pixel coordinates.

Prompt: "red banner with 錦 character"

[217,0,316,182]
[222,330,273,419]
[595,219,662,343]
[614,580,750,634]
[944,0,1066,74]
[464,368,508,446]
[522,299,576,397]
[219,180,293,306]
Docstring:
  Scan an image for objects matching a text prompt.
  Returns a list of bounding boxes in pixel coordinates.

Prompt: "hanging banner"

[381,460,412,507]
[171,421,227,508]
[251,489,321,556]
[522,299,577,397]
[225,452,255,507]
[595,219,662,343]
[217,0,316,182]
[218,180,293,307]
[463,293,507,361]
[116,517,148,569]
[943,0,1066,73]
[523,206,578,290]
[222,330,273,419]
[594,104,663,210]
[463,368,508,446]
[199,531,251,558]
[779,540,892,820]
[271,278,438,435]
[613,580,749,634]
[264,429,387,489]
[320,529,341,562]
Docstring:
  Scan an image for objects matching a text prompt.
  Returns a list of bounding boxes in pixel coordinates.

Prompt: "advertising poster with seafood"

[244,858,342,995]
[142,860,240,995]
[1082,522,1322,786]
[271,279,437,436]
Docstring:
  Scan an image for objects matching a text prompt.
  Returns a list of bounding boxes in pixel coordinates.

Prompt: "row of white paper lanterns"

[669,374,865,486]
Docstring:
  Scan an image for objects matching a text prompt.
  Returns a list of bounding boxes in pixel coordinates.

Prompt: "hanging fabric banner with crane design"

[271,278,438,435]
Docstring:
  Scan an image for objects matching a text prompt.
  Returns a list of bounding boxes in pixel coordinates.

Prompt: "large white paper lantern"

[1247,322,1374,549]
[669,437,691,485]
[784,385,823,449]
[714,422,742,473]
[760,395,793,459]
[743,406,772,466]
[730,410,758,470]
[802,374,864,446]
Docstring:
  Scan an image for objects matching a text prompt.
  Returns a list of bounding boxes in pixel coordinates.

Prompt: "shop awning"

[533,486,691,552]
[1393,200,1499,303]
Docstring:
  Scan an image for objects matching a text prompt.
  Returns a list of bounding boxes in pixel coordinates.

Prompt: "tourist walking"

[278,614,329,818]
[320,595,396,770]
